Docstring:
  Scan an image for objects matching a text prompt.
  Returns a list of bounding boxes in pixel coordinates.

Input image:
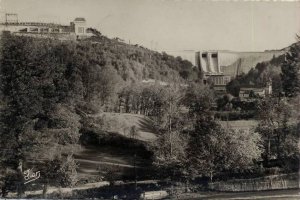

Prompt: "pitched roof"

[240,88,265,92]
[74,18,86,22]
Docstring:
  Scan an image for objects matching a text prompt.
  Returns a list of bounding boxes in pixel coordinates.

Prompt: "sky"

[0,0,299,53]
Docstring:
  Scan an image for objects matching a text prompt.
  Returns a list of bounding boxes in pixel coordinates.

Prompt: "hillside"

[87,112,158,142]
[0,32,186,185]
[82,35,198,83]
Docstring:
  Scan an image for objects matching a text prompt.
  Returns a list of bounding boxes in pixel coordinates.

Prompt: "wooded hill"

[82,34,199,83]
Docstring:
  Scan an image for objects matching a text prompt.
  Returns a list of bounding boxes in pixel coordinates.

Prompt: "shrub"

[43,155,78,188]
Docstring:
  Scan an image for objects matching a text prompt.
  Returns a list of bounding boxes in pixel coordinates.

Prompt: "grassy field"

[76,112,158,180]
[90,112,158,142]
[218,120,258,132]
[74,145,153,180]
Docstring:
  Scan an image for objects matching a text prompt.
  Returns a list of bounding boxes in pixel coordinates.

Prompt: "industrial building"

[0,13,93,40]
[239,81,272,99]
[195,51,233,86]
[195,49,283,88]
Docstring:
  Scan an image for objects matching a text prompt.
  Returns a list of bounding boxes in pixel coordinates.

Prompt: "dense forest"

[83,34,199,83]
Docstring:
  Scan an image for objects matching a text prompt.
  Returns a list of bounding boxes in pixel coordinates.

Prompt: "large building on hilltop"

[0,13,93,40]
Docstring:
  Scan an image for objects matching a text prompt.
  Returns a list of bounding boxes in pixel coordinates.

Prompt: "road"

[179,189,300,200]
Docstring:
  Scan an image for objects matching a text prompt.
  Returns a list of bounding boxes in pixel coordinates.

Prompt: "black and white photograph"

[0,0,299,199]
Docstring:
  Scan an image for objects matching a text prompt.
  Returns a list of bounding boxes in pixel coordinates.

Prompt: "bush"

[43,155,78,188]
[265,167,281,176]
[0,171,22,197]
[214,111,256,120]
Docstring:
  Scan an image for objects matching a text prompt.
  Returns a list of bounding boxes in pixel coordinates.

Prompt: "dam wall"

[196,50,285,77]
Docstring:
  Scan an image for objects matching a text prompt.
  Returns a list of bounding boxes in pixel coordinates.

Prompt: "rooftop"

[74,18,86,22]
[240,88,265,93]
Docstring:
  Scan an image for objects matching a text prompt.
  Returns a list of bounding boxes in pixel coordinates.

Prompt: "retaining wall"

[209,173,299,192]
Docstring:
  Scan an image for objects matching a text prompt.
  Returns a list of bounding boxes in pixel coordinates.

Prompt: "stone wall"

[209,173,299,192]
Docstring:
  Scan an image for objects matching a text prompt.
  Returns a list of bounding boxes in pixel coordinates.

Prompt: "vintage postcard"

[0,0,299,199]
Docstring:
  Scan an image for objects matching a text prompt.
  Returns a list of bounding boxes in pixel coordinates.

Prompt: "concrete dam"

[165,49,285,78]
[195,50,285,77]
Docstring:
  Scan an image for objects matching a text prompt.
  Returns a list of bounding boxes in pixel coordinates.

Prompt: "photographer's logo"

[23,168,40,184]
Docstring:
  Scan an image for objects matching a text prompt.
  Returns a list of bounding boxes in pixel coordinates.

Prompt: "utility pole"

[134,153,137,190]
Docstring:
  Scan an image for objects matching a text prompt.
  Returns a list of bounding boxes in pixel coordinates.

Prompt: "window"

[52,28,59,33]
[212,53,218,58]
[78,27,84,34]
[19,28,28,32]
[202,54,207,58]
[40,28,49,33]
[29,27,38,32]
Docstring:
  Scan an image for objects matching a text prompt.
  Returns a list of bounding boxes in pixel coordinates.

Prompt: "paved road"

[180,189,300,200]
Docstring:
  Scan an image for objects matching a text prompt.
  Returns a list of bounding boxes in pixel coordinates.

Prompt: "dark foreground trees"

[0,33,80,197]
[281,40,300,97]
[257,97,299,170]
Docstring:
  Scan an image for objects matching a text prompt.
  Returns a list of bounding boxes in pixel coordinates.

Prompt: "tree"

[152,84,188,183]
[97,66,123,110]
[161,85,182,127]
[0,34,80,196]
[184,83,261,181]
[227,129,262,170]
[129,125,139,140]
[42,154,78,197]
[216,95,232,111]
[226,79,240,97]
[153,130,188,180]
[188,122,262,182]
[256,97,292,163]
[272,74,283,95]
[86,27,102,37]
[257,93,300,170]
[281,41,300,97]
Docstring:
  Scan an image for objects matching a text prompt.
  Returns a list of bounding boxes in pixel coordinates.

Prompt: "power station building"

[195,51,233,86]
